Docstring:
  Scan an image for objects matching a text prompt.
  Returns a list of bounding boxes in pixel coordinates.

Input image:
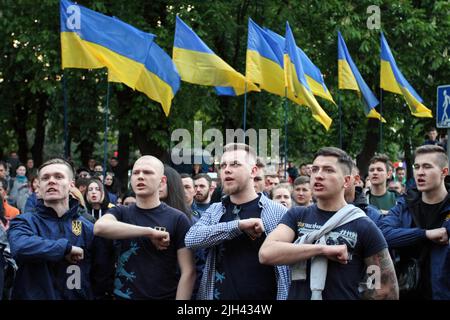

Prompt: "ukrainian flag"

[380,33,432,118]
[246,18,286,97]
[284,22,332,130]
[337,31,385,122]
[60,0,179,116]
[264,28,335,104]
[173,16,258,96]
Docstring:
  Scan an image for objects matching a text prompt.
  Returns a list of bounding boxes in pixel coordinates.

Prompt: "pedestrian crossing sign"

[437,85,450,128]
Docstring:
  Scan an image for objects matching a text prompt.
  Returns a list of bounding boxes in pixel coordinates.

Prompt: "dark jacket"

[23,192,38,214]
[8,198,97,300]
[379,188,450,299]
[352,186,383,226]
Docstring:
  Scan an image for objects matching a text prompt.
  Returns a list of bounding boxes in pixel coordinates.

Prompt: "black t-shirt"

[417,199,447,229]
[281,204,387,300]
[214,195,277,300]
[108,203,191,300]
[409,198,448,299]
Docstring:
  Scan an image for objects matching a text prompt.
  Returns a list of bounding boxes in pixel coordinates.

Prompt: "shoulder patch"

[108,203,115,208]
[72,220,82,236]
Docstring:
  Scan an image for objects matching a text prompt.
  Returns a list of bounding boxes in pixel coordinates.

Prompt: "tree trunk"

[132,125,168,161]
[31,95,47,167]
[117,130,130,193]
[402,112,415,180]
[356,118,380,177]
[78,139,94,168]
[115,88,134,191]
[14,104,29,164]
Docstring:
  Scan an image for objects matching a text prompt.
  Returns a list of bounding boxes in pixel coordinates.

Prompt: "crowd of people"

[0,139,449,300]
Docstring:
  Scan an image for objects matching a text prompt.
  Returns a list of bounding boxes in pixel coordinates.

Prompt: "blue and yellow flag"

[380,33,432,118]
[337,31,384,122]
[60,0,179,116]
[284,22,332,130]
[264,28,335,104]
[173,16,258,96]
[245,19,286,97]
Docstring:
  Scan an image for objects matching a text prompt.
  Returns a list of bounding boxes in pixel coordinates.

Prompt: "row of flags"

[60,0,432,129]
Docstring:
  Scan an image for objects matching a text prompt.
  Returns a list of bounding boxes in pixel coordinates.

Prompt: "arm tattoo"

[362,248,399,300]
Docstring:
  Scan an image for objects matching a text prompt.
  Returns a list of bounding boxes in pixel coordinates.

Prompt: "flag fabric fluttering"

[380,32,432,118]
[60,0,179,116]
[173,16,258,96]
[284,22,332,130]
[337,31,385,122]
[264,28,335,104]
[245,18,286,97]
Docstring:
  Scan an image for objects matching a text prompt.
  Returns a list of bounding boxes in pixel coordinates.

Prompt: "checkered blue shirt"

[185,193,290,300]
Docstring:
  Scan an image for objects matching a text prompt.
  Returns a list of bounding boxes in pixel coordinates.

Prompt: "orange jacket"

[4,199,20,220]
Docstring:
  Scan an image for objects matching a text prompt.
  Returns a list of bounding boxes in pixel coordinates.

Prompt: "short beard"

[223,183,244,196]
[194,193,208,203]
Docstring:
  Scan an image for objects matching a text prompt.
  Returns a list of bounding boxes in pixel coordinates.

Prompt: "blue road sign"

[437,85,450,128]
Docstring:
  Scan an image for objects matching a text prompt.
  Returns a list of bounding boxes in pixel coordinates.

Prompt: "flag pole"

[63,71,69,159]
[338,91,342,149]
[284,88,288,180]
[243,82,248,143]
[379,87,383,153]
[103,81,111,179]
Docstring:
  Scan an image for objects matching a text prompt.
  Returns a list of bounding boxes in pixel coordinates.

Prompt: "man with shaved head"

[95,156,196,300]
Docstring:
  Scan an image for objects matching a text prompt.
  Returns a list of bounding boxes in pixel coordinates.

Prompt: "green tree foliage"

[0,0,448,177]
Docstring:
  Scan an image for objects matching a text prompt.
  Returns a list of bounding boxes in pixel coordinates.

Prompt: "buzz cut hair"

[293,175,310,186]
[414,145,448,169]
[193,173,212,188]
[369,154,392,172]
[313,147,353,176]
[223,143,257,164]
[38,158,75,180]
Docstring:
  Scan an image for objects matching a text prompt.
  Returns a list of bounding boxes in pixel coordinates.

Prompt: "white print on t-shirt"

[296,221,358,254]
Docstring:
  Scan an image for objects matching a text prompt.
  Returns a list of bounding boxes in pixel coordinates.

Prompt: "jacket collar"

[36,197,81,220]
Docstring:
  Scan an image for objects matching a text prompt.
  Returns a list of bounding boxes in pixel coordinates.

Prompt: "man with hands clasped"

[259,147,399,300]
[95,156,195,300]
[8,158,110,300]
[185,143,289,300]
[380,145,450,299]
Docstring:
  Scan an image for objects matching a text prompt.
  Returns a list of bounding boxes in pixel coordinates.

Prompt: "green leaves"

[0,0,448,169]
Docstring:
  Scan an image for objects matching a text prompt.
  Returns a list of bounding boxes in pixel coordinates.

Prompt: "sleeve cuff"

[228,220,242,236]
[420,228,427,239]
[64,242,72,255]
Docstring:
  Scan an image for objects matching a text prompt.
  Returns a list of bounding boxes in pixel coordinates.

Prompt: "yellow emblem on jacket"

[446,212,450,221]
[72,220,82,236]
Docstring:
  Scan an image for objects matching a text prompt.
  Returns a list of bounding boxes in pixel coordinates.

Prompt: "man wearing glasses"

[185,143,289,300]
